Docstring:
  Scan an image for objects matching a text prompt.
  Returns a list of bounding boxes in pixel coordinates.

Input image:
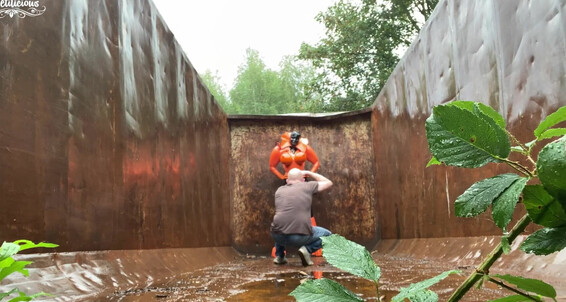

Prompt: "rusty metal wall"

[372,0,566,239]
[0,0,231,251]
[229,111,379,253]
[2,0,563,254]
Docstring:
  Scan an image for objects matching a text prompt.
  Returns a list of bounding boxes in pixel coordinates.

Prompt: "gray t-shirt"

[270,181,319,235]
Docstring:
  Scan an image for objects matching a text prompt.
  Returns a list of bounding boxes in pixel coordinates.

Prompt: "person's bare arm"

[302,171,333,192]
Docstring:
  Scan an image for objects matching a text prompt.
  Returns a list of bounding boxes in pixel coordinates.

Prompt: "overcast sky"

[152,0,337,90]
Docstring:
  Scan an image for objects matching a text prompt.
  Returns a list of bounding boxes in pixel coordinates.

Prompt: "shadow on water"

[227,271,399,301]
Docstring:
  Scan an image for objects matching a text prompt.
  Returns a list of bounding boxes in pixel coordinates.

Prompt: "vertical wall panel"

[372,0,566,239]
[0,1,68,242]
[229,113,379,253]
[0,0,230,251]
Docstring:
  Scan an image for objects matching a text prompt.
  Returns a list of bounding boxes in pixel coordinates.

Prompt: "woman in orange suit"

[269,131,320,179]
[269,131,323,258]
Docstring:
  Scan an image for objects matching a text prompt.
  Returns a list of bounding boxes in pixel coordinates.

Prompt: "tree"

[229,48,281,114]
[277,56,323,113]
[299,0,438,111]
[229,49,320,115]
[200,70,233,113]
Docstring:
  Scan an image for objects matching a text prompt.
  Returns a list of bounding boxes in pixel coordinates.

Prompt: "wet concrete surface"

[108,253,524,302]
[4,237,562,301]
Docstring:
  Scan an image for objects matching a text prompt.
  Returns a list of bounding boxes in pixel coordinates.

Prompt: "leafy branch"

[426,101,566,301]
[290,234,460,302]
[1,240,58,302]
[290,101,565,301]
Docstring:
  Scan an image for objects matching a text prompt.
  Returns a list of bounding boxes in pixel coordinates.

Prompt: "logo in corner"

[0,0,46,18]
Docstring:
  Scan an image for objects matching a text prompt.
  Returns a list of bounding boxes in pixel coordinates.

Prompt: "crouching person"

[270,168,333,266]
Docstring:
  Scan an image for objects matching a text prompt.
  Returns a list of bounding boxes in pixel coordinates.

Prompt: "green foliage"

[292,235,459,302]
[391,270,461,302]
[11,240,58,252]
[426,156,441,167]
[202,0,437,114]
[1,240,58,302]
[228,49,319,114]
[488,295,541,302]
[522,185,566,228]
[321,234,380,281]
[425,102,510,168]
[299,0,438,111]
[454,174,522,219]
[536,137,566,201]
[520,226,566,256]
[293,100,565,301]
[200,70,232,113]
[492,178,528,229]
[289,278,363,302]
[534,106,566,140]
[491,274,556,300]
[425,100,566,300]
[0,243,19,263]
[448,101,507,129]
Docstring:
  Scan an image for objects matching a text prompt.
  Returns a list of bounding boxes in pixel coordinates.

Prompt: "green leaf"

[408,290,438,302]
[0,260,32,281]
[0,256,14,270]
[394,288,439,302]
[447,101,506,129]
[455,174,521,218]
[426,156,441,167]
[492,274,556,299]
[8,296,34,302]
[523,185,566,228]
[492,177,528,229]
[289,278,363,302]
[0,241,55,300]
[28,292,51,298]
[13,240,58,251]
[425,103,510,168]
[538,128,566,140]
[520,226,566,255]
[488,295,541,302]
[6,292,51,302]
[534,106,566,139]
[501,235,511,255]
[537,136,566,201]
[321,235,380,281]
[473,102,507,130]
[391,270,460,302]
[0,242,20,262]
[0,288,19,300]
[28,292,50,298]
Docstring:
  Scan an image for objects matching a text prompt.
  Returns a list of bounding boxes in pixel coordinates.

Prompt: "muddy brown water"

[109,252,515,301]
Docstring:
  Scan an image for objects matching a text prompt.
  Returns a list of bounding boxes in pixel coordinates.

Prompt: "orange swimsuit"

[269,132,320,179]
